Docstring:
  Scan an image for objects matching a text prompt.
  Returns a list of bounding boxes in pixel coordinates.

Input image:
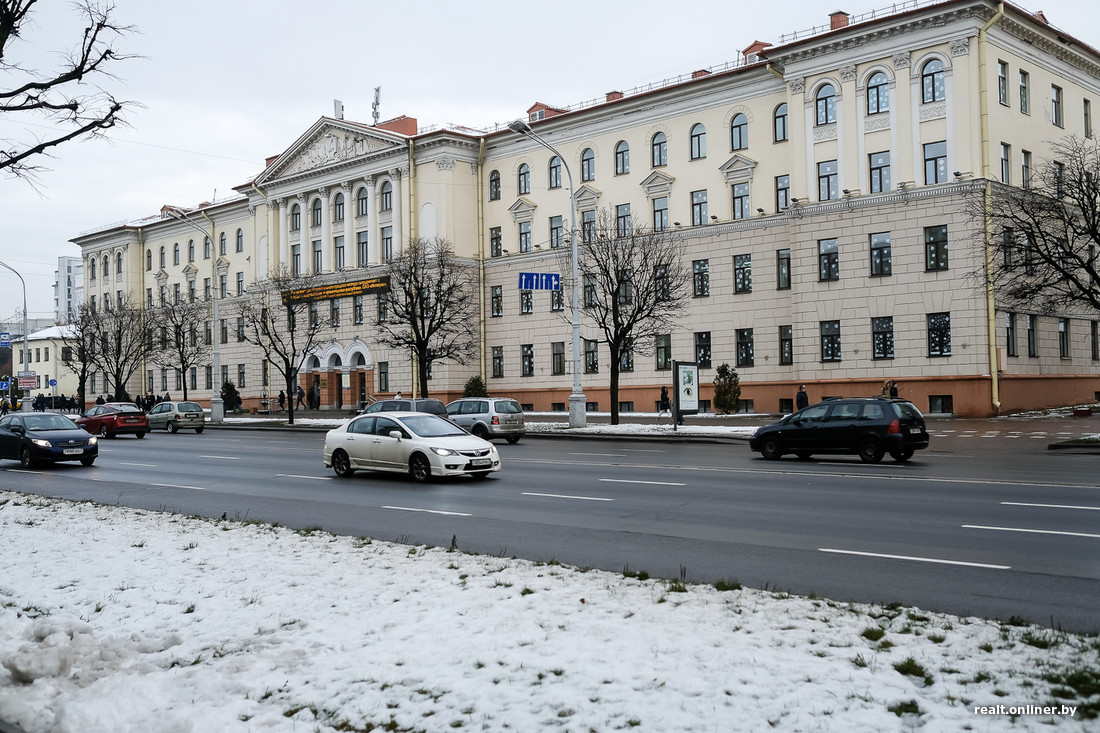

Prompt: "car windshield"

[112,403,142,413]
[179,402,202,412]
[893,401,924,420]
[24,415,80,431]
[400,414,468,438]
[495,400,523,414]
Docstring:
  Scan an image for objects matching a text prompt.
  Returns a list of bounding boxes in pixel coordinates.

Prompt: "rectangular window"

[925,225,949,271]
[1059,318,1070,358]
[732,183,750,220]
[1000,143,1011,183]
[1054,161,1065,197]
[691,190,708,226]
[583,274,597,306]
[1052,85,1063,127]
[1005,312,1017,357]
[312,240,323,273]
[520,290,533,314]
[489,226,502,258]
[291,245,300,276]
[872,316,894,359]
[190,367,197,391]
[381,227,393,260]
[330,298,340,327]
[490,285,502,317]
[235,271,244,296]
[549,216,563,248]
[736,328,754,367]
[236,316,245,342]
[924,141,948,184]
[378,362,389,392]
[357,231,369,266]
[309,302,319,329]
[205,366,212,390]
[519,221,532,252]
[817,160,838,201]
[552,342,565,375]
[237,364,247,389]
[1019,70,1030,114]
[693,259,710,296]
[1086,98,1093,138]
[652,197,669,232]
[869,152,891,193]
[928,312,951,357]
[620,340,634,372]
[262,361,269,388]
[818,239,839,281]
[779,325,793,365]
[584,339,599,373]
[615,203,631,237]
[1021,149,1032,189]
[734,254,752,293]
[354,295,364,325]
[161,368,168,392]
[491,346,504,378]
[775,174,790,210]
[377,292,388,323]
[550,289,563,311]
[776,249,791,289]
[997,60,1008,105]
[218,275,227,299]
[870,232,892,276]
[694,331,711,368]
[521,344,534,376]
[219,318,228,345]
[656,334,672,370]
[1092,321,1099,361]
[820,320,841,362]
[334,236,345,270]
[582,210,596,243]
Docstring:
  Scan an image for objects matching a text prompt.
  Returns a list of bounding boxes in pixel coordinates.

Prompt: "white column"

[298,194,307,272]
[342,183,354,266]
[390,173,402,254]
[319,188,330,273]
[365,177,376,264]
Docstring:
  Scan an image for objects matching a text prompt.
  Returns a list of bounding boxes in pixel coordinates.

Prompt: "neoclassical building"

[73,0,1100,417]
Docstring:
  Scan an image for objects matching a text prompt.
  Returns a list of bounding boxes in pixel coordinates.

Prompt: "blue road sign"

[518,272,561,291]
[0,381,8,391]
[49,379,57,387]
[0,332,10,348]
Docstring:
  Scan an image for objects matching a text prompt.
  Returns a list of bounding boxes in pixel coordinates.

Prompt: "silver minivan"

[146,401,206,433]
[445,398,525,443]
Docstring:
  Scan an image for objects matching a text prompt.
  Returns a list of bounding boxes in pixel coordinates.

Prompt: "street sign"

[49,379,57,387]
[18,377,36,389]
[0,381,8,391]
[17,370,35,378]
[517,272,561,291]
[0,332,10,347]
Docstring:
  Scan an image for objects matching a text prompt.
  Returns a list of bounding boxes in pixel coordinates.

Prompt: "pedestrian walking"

[0,395,9,416]
[295,385,306,409]
[889,381,899,399]
[658,386,670,417]
[795,385,809,411]
[277,390,286,412]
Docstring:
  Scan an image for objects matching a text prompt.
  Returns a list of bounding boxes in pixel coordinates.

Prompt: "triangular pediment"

[508,197,537,223]
[639,170,675,198]
[718,154,758,184]
[256,118,408,184]
[155,268,169,285]
[182,263,199,280]
[573,184,602,210]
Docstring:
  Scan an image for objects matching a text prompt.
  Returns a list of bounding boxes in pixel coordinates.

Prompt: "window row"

[996,59,1092,137]
[288,229,393,275]
[287,183,393,232]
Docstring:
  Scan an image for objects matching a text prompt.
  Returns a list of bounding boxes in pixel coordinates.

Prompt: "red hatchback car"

[76,402,150,439]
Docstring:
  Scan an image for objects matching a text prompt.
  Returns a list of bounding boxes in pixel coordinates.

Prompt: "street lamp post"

[508,119,587,429]
[165,207,224,423]
[0,259,31,412]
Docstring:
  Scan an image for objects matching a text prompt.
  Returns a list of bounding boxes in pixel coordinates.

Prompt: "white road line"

[119,462,157,467]
[599,478,686,486]
[1002,501,1100,511]
[963,524,1100,539]
[381,505,471,517]
[820,548,1010,570]
[276,473,332,481]
[623,449,667,453]
[522,491,613,502]
[4,469,42,474]
[151,482,208,491]
[569,452,626,457]
[199,455,240,460]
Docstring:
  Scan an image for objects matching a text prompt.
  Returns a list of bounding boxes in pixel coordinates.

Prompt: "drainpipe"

[477,138,486,384]
[137,226,145,399]
[407,139,418,397]
[979,3,1005,415]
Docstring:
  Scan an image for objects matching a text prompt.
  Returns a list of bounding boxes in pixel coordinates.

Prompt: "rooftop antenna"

[372,86,381,126]
[333,99,344,120]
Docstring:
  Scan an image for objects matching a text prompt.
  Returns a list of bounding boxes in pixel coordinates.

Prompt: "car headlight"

[88,436,98,445]
[31,439,53,448]
[431,447,458,456]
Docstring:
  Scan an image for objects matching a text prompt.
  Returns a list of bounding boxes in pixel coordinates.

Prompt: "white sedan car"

[323,411,501,481]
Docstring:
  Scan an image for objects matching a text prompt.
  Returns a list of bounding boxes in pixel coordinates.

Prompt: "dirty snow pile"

[0,491,1095,732]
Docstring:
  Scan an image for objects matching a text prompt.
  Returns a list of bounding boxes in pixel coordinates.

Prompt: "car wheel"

[858,438,885,464]
[19,446,35,469]
[505,436,521,445]
[195,426,204,434]
[80,456,96,467]
[408,453,432,483]
[890,448,915,463]
[472,424,489,440]
[795,451,813,460]
[99,425,111,439]
[760,437,783,460]
[168,420,179,434]
[332,450,355,477]
[136,432,146,439]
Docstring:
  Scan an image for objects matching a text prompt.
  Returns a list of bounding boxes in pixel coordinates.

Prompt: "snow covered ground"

[1,491,1096,732]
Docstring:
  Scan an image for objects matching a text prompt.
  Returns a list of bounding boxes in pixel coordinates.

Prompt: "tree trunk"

[608,343,620,425]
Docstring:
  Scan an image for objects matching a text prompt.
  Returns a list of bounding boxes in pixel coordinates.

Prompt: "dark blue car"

[0,412,99,468]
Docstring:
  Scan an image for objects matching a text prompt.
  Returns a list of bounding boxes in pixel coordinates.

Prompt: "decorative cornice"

[840,64,857,83]
[813,122,838,143]
[949,37,970,56]
[919,101,947,121]
[892,52,910,69]
[864,114,891,132]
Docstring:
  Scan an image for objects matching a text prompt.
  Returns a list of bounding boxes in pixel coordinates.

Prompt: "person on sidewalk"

[277,390,286,412]
[795,385,809,411]
[295,385,306,409]
[658,386,670,417]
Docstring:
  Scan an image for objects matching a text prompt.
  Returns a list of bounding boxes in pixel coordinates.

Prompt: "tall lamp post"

[508,119,587,428]
[165,207,224,423]
[0,259,30,412]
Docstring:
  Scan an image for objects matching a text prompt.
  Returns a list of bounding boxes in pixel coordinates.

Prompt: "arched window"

[188,240,195,262]
[548,157,562,189]
[518,163,530,194]
[103,255,109,277]
[581,148,595,182]
[145,250,151,271]
[922,59,945,103]
[651,132,667,167]
[867,72,889,114]
[235,229,244,252]
[615,141,630,174]
[816,85,837,125]
[333,193,344,222]
[172,243,179,266]
[116,252,124,274]
[90,259,97,280]
[219,232,227,256]
[730,114,748,151]
[203,236,212,259]
[290,204,301,231]
[774,104,788,142]
[488,170,501,200]
[356,188,369,217]
[159,246,166,268]
[311,198,322,227]
[380,181,393,211]
[690,123,706,159]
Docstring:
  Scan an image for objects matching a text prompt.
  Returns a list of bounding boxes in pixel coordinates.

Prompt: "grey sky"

[2,0,1098,321]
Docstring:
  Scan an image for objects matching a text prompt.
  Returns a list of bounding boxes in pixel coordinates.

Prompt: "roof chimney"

[606,91,624,102]
[376,116,418,136]
[743,40,772,63]
[691,69,712,79]
[830,11,850,29]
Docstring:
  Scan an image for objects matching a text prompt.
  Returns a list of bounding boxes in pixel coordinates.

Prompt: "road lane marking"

[119,462,157,467]
[963,524,1100,539]
[199,455,241,460]
[1002,501,1100,511]
[276,474,332,481]
[381,505,471,517]
[152,482,208,491]
[522,491,613,502]
[569,452,626,457]
[3,469,43,475]
[820,548,1010,570]
[599,478,686,486]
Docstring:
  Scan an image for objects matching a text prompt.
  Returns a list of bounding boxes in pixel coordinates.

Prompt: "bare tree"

[147,295,210,401]
[1,0,137,182]
[235,266,330,425]
[566,210,690,425]
[58,302,96,410]
[376,237,478,397]
[85,293,149,401]
[973,136,1100,316]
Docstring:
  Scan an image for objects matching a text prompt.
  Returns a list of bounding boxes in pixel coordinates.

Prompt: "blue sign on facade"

[517,272,561,291]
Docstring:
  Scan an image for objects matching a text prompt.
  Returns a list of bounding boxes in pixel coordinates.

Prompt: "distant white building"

[54,256,84,324]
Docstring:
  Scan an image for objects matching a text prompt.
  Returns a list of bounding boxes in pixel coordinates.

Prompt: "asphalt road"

[4,427,1098,632]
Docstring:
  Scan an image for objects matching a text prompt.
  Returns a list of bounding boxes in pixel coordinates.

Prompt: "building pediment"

[718,154,758,184]
[182,263,199,281]
[574,184,602,210]
[508,197,537,223]
[155,269,169,285]
[256,119,407,184]
[639,170,675,198]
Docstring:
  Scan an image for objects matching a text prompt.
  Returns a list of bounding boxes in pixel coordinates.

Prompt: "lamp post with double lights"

[0,259,31,412]
[165,207,224,423]
[507,119,587,428]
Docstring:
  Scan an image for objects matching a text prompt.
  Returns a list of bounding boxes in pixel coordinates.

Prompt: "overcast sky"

[2,0,1099,323]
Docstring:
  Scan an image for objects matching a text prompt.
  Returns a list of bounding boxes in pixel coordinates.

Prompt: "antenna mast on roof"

[372,87,381,126]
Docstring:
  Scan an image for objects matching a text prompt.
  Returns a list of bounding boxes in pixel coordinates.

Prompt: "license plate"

[63,448,83,455]
[908,426,922,435]
[471,458,491,467]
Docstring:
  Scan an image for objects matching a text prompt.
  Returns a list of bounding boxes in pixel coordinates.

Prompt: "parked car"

[748,397,929,463]
[324,411,501,481]
[0,412,98,467]
[146,401,206,433]
[445,397,526,443]
[75,402,149,439]
[360,398,448,417]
